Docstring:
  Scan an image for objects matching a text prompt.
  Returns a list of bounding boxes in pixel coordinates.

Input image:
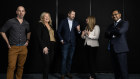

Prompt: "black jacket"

[37,23,57,50]
[105,20,129,53]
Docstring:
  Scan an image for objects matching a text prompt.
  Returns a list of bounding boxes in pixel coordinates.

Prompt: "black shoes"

[66,73,72,78]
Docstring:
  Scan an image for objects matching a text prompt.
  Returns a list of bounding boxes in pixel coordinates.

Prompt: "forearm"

[24,32,31,46]
[81,33,86,39]
[89,28,100,40]
[88,35,99,40]
[1,32,10,45]
[27,32,31,40]
[26,32,31,42]
[111,28,121,38]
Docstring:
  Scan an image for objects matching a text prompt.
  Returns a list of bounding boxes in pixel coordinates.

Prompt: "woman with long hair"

[81,16,100,79]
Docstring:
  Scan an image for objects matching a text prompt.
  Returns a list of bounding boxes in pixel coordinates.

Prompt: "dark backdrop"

[0,0,140,74]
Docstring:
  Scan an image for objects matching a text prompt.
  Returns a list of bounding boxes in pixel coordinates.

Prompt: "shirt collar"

[15,17,25,24]
[67,17,73,21]
[116,19,121,23]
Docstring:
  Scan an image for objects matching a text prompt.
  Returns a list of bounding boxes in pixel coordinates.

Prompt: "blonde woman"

[37,12,56,79]
[81,16,100,79]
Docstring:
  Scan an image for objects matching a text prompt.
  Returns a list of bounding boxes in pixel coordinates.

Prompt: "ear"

[16,11,17,14]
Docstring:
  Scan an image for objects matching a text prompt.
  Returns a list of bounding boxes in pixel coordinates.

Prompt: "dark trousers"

[110,46,128,79]
[85,45,98,78]
[61,43,75,75]
[42,42,55,79]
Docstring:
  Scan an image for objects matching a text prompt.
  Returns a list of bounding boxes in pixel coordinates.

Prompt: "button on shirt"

[0,18,30,45]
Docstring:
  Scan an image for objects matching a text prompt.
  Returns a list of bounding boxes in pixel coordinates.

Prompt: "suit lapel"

[116,20,123,28]
[71,20,74,31]
[66,19,71,32]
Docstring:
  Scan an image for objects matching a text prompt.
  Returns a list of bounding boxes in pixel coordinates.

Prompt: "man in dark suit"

[105,9,129,79]
[57,10,80,79]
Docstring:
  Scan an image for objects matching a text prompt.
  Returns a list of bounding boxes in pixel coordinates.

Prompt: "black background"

[0,0,140,74]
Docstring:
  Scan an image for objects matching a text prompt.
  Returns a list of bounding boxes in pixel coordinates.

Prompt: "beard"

[18,15,24,19]
[69,17,75,20]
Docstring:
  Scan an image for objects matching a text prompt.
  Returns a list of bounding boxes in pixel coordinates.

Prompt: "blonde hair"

[39,12,52,26]
[86,16,96,31]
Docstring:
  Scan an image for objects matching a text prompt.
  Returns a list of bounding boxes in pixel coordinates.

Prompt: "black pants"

[85,45,98,78]
[42,42,55,79]
[110,45,128,79]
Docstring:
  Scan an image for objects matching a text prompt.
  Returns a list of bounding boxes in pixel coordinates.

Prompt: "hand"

[61,40,64,44]
[76,25,80,32]
[24,41,29,46]
[8,44,11,48]
[87,31,90,36]
[85,30,90,36]
[84,30,88,35]
[116,27,120,30]
[82,30,86,36]
[43,47,49,54]
[113,35,116,38]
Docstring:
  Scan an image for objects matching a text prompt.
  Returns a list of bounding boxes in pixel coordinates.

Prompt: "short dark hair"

[112,9,121,14]
[68,9,76,14]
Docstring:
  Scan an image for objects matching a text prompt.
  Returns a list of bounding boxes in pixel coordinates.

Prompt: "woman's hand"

[43,47,49,54]
[82,30,86,36]
[85,30,90,36]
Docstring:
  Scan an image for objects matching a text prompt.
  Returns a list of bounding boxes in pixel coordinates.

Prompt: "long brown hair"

[85,16,96,31]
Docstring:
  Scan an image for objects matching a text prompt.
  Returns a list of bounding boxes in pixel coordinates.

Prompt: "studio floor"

[0,73,140,79]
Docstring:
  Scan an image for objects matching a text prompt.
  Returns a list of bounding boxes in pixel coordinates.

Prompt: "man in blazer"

[105,9,129,79]
[57,10,80,79]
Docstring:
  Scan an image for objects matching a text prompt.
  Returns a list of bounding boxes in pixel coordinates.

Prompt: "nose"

[112,15,115,17]
[19,12,22,14]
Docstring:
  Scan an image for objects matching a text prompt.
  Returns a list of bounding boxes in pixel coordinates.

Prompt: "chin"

[19,17,24,19]
[114,19,117,21]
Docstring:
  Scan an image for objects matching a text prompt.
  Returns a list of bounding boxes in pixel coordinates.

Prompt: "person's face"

[43,13,50,23]
[112,11,121,21]
[16,6,26,19]
[68,11,75,20]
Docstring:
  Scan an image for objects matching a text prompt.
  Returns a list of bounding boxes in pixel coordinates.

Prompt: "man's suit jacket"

[105,20,129,53]
[57,18,79,45]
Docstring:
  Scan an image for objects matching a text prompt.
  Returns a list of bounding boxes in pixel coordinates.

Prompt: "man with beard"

[0,6,31,79]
